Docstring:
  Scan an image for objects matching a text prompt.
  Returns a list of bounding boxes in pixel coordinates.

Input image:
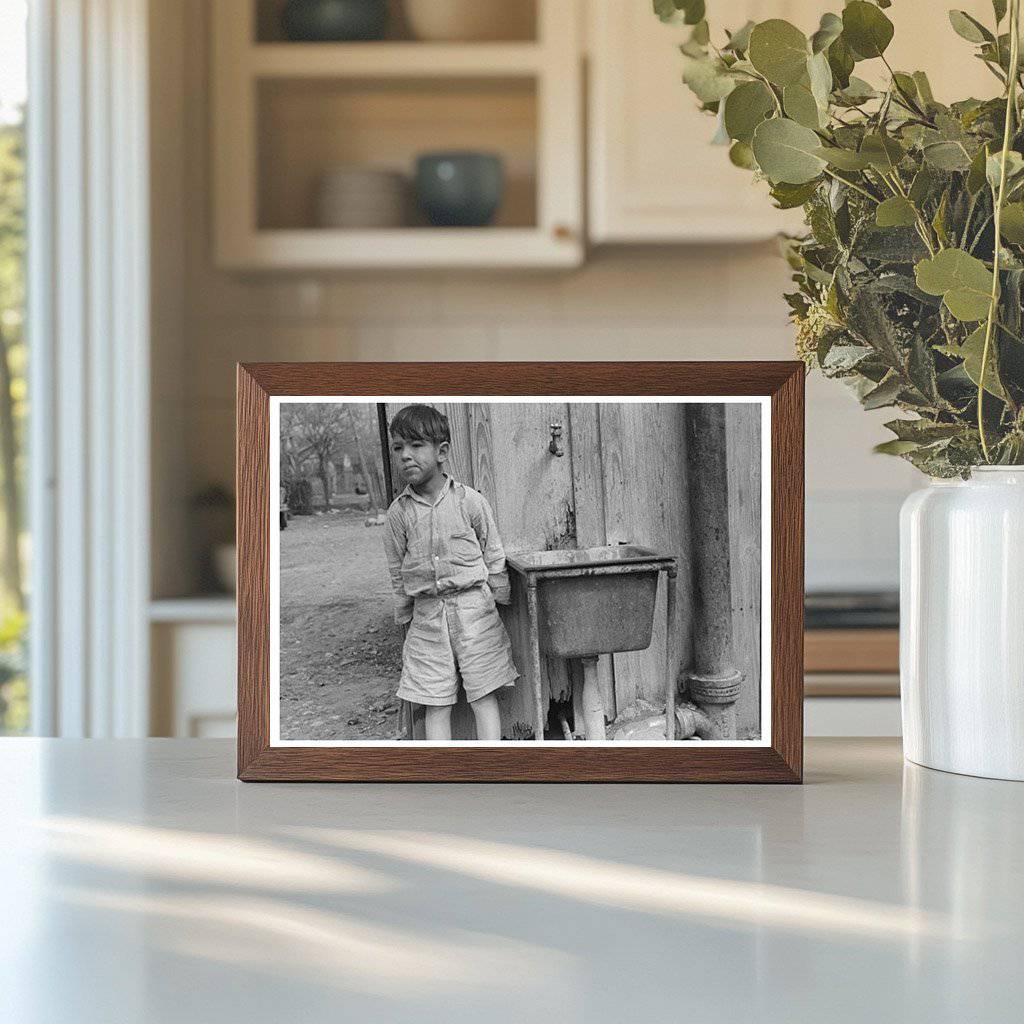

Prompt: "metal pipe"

[685,404,743,739]
[674,702,715,740]
[559,712,573,742]
[526,580,546,741]
[666,565,678,740]
[579,656,606,739]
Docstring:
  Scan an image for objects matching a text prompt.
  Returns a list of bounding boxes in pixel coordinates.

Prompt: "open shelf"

[254,0,538,45]
[213,0,581,268]
[257,76,537,232]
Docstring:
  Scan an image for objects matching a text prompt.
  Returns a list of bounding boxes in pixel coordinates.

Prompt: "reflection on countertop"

[1,738,1023,1022]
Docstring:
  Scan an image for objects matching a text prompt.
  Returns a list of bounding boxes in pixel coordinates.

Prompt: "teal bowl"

[415,152,505,228]
[281,0,388,42]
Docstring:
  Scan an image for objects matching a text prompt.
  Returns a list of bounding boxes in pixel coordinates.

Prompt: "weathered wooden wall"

[726,403,762,739]
[381,400,762,740]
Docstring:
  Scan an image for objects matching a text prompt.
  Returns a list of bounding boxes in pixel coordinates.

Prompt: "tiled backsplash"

[170,248,917,594]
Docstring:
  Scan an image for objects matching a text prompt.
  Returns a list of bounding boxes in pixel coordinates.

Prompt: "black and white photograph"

[270,397,769,745]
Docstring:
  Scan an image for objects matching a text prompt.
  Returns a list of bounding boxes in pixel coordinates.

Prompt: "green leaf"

[710,108,731,145]
[783,83,822,128]
[908,334,941,402]
[724,20,755,53]
[884,418,963,443]
[948,10,993,44]
[836,75,877,105]
[892,72,919,102]
[875,196,918,228]
[986,150,1024,190]
[967,143,993,193]
[748,19,810,87]
[723,81,775,143]
[912,71,935,105]
[653,0,677,23]
[1000,202,1024,242]
[874,439,922,455]
[810,12,843,54]
[681,55,737,103]
[958,324,1007,398]
[909,165,936,205]
[827,35,855,89]
[681,0,705,25]
[855,226,929,263]
[654,0,705,25]
[752,117,827,184]
[689,20,710,46]
[915,249,994,321]
[807,51,833,110]
[770,179,820,208]
[923,141,972,171]
[932,190,950,247]
[994,0,1008,24]
[842,1,894,60]
[728,140,758,169]
[862,374,902,409]
[814,145,872,170]
[860,133,905,173]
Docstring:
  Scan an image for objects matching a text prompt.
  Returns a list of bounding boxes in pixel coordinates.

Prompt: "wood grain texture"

[567,403,615,717]
[726,403,762,737]
[601,402,690,709]
[236,366,271,776]
[237,361,804,783]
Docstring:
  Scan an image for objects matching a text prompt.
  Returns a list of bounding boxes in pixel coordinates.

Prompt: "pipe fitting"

[674,702,714,740]
[687,668,744,705]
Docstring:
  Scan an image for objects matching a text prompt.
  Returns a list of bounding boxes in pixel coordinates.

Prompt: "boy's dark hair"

[389,404,451,445]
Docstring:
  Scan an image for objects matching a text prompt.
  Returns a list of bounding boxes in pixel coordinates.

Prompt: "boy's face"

[391,433,449,487]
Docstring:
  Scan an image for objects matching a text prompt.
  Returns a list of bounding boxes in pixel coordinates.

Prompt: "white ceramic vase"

[900,467,1024,781]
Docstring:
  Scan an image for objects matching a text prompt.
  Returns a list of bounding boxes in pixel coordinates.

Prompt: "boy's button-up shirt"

[383,475,512,625]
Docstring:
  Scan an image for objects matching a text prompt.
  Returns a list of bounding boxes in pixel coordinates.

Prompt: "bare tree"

[280,402,387,514]
[290,404,347,511]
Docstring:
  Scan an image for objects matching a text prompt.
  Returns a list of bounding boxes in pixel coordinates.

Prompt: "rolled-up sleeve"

[470,494,511,605]
[382,503,414,624]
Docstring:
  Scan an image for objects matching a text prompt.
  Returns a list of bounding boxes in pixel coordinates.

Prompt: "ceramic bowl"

[281,0,388,42]
[403,0,533,42]
[414,152,504,227]
[314,168,409,228]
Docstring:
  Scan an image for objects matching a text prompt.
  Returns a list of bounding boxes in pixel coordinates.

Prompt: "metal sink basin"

[507,545,676,659]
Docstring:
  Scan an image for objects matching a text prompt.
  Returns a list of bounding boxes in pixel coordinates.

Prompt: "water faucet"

[548,422,564,457]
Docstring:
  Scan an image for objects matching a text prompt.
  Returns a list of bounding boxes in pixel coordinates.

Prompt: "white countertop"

[2,738,1021,1023]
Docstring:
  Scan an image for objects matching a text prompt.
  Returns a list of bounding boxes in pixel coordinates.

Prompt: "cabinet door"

[588,1,1002,244]
[588,1,815,243]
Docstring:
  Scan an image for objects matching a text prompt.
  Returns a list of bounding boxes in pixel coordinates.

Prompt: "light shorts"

[397,584,519,707]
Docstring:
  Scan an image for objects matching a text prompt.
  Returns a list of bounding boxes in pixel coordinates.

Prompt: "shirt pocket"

[447,526,482,567]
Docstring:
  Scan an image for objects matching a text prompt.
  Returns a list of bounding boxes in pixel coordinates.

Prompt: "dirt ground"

[279,508,405,740]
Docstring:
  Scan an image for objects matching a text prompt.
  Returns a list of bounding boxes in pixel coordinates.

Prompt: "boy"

[383,404,519,741]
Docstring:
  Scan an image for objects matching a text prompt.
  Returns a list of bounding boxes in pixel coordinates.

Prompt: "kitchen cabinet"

[587,1,811,243]
[211,0,583,269]
[587,0,998,244]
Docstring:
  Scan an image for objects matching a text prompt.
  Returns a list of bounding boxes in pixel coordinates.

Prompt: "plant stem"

[979,0,1021,462]
[821,167,879,203]
[880,54,929,120]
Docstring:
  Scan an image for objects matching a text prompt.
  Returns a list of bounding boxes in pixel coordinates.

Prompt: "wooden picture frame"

[237,362,804,782]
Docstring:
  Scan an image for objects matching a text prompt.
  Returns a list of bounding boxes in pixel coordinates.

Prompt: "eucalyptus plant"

[659,0,1024,475]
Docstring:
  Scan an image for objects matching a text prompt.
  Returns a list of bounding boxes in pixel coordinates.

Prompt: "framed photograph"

[237,362,804,782]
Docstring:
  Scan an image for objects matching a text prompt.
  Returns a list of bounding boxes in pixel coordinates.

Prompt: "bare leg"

[424,705,452,740]
[470,693,502,741]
